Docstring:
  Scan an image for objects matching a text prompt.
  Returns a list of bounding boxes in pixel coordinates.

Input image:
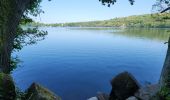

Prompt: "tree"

[0,0,46,73]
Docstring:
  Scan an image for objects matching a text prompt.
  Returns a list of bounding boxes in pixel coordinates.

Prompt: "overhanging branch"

[161,7,170,13]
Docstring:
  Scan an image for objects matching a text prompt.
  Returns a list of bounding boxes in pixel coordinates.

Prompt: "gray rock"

[25,83,61,100]
[87,97,98,100]
[126,96,138,100]
[88,93,109,100]
[109,71,140,100]
[97,93,109,100]
[135,84,160,100]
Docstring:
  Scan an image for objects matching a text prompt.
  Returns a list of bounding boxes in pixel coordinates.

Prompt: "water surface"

[12,27,169,100]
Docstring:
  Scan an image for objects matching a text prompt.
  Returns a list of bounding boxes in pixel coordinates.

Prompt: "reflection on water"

[115,28,170,41]
[72,27,170,41]
[12,27,168,100]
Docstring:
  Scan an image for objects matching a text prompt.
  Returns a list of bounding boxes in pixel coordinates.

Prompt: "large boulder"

[25,83,61,100]
[109,71,140,100]
[135,84,160,100]
[0,73,16,100]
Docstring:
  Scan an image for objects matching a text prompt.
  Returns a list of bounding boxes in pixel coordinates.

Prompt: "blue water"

[12,27,168,100]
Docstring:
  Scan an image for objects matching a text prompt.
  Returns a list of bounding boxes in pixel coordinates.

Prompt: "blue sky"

[33,0,156,23]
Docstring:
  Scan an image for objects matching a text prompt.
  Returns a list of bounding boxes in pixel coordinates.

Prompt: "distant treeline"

[29,13,170,28]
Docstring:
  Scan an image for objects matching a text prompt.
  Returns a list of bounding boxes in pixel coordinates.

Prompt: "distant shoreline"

[27,13,170,28]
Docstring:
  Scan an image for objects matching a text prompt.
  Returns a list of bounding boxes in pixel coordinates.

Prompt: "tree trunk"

[159,37,170,88]
[0,0,33,73]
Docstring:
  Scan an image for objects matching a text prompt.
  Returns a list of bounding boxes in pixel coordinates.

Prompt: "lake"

[12,27,169,100]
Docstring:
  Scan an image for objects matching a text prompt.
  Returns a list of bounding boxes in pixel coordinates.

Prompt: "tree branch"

[161,7,170,13]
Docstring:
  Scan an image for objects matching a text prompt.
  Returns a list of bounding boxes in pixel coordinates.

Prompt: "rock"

[87,97,98,100]
[88,93,109,100]
[97,93,109,100]
[25,83,61,100]
[109,71,140,100]
[0,73,16,100]
[126,96,138,100]
[135,84,160,100]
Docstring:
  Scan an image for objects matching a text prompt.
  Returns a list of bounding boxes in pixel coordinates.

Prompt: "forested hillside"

[30,13,170,28]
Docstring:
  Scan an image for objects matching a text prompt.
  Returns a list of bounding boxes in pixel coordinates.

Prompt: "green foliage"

[25,0,44,17]
[14,0,48,52]
[11,24,47,72]
[158,69,170,100]
[10,56,21,72]
[99,0,170,13]
[20,16,33,25]
[158,86,170,100]
[39,13,170,28]
[0,73,16,100]
[99,0,134,7]
[13,26,47,51]
[16,0,49,51]
[9,0,48,72]
[15,87,26,100]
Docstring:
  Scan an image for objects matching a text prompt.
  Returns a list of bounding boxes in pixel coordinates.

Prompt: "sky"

[33,0,156,23]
